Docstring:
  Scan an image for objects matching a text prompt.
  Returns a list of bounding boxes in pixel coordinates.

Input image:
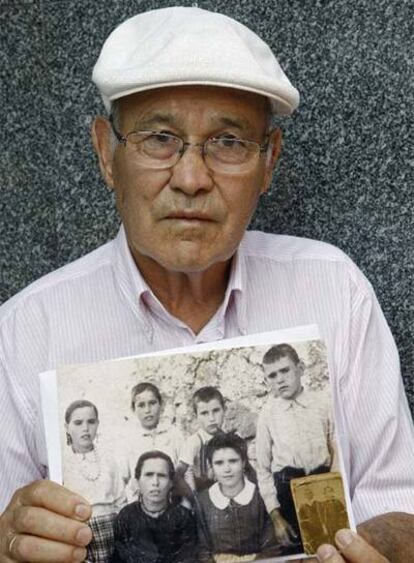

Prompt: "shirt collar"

[217,246,247,336]
[112,225,154,341]
[135,418,170,437]
[197,427,218,443]
[208,478,255,509]
[274,387,311,411]
[112,224,248,340]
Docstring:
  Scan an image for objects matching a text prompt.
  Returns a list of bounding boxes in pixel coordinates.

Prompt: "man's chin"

[155,251,229,275]
[129,232,237,275]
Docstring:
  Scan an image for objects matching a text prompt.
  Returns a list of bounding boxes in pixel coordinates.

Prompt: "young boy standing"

[178,386,226,492]
[256,343,337,555]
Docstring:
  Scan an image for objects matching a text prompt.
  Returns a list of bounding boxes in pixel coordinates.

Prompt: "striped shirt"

[1,226,413,524]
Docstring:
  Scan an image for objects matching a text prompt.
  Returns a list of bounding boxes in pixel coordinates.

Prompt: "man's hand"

[316,529,390,562]
[291,529,390,562]
[357,512,414,563]
[0,480,92,562]
[269,508,296,546]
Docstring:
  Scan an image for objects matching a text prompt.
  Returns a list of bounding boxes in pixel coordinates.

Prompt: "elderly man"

[0,7,413,563]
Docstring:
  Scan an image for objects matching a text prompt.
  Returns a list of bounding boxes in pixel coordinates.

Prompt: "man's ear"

[91,116,116,189]
[261,128,283,195]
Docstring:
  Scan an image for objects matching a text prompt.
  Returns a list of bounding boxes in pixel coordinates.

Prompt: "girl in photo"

[64,400,126,562]
[124,382,184,500]
[197,433,279,562]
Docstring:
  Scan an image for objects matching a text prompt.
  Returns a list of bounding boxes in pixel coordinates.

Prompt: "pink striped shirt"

[0,226,413,523]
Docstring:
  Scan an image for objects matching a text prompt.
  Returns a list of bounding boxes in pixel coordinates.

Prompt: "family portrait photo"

[56,337,352,562]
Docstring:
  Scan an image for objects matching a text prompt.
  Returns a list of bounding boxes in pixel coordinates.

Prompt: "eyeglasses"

[110,119,270,175]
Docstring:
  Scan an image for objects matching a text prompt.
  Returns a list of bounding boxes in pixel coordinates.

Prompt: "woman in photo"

[125,382,184,499]
[112,450,196,563]
[64,400,126,562]
[196,433,280,562]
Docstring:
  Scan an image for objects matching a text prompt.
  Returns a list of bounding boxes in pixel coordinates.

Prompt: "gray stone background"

[1,0,413,414]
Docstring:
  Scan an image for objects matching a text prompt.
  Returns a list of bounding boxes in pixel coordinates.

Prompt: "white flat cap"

[92,6,299,116]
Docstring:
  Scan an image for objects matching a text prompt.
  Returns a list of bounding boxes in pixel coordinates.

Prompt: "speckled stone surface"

[1,0,413,411]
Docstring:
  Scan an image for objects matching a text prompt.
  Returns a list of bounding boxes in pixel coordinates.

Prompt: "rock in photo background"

[57,340,330,463]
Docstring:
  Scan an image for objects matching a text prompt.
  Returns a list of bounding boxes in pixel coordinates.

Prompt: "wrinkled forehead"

[115,85,271,134]
[141,457,170,474]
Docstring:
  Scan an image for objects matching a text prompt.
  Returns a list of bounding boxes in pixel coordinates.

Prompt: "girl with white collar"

[196,432,280,562]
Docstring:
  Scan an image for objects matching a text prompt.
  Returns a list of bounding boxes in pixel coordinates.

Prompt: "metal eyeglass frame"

[109,115,271,168]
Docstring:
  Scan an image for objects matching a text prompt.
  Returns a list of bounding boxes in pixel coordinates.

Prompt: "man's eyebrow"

[134,113,177,129]
[213,115,252,132]
[134,113,254,133]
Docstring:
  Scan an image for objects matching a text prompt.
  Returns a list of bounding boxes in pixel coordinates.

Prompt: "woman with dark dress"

[112,450,196,563]
[196,433,280,562]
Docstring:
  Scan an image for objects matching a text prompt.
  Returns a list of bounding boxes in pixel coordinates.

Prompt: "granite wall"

[1,0,413,412]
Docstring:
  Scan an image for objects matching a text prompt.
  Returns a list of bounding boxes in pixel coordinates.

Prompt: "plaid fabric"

[86,513,117,563]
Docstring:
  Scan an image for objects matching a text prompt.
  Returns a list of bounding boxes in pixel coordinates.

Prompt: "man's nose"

[169,145,214,195]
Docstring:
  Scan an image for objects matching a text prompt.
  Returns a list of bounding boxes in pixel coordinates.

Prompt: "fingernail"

[73,547,87,562]
[317,544,335,560]
[76,526,92,545]
[335,529,355,549]
[74,503,90,519]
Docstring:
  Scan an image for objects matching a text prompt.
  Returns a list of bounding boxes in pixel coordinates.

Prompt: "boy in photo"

[178,387,226,492]
[256,343,337,555]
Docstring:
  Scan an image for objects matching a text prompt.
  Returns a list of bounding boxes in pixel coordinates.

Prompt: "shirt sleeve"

[0,318,47,511]
[108,456,127,511]
[179,433,199,466]
[195,496,215,563]
[173,507,198,563]
[342,273,414,523]
[171,426,186,466]
[255,410,280,514]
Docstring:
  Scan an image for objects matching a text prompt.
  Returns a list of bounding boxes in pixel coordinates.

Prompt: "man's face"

[138,458,172,508]
[195,398,225,435]
[263,355,303,400]
[95,85,280,275]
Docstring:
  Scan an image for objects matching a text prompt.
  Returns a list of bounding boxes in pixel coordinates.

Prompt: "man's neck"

[132,251,232,334]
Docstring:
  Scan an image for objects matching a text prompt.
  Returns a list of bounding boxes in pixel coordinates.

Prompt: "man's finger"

[316,544,344,562]
[8,533,87,563]
[316,530,390,562]
[334,529,390,562]
[16,480,91,521]
[13,506,92,546]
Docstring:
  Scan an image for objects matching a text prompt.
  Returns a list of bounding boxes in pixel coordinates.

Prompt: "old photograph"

[291,472,350,556]
[56,337,352,562]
